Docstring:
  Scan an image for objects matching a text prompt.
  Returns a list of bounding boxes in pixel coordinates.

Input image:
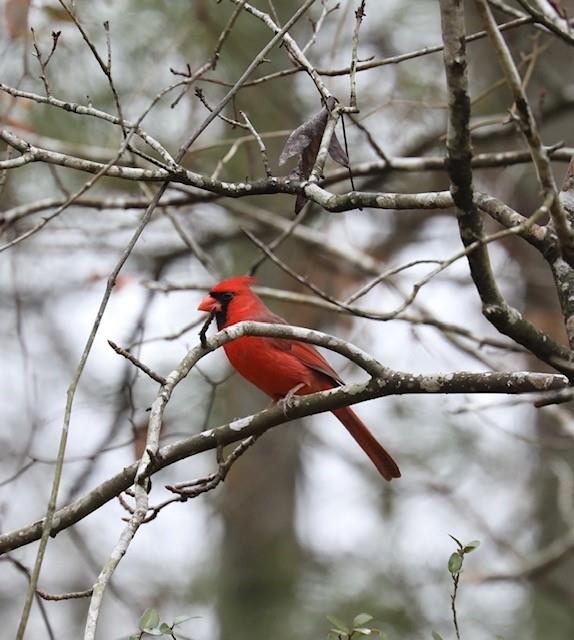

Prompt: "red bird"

[197,276,400,481]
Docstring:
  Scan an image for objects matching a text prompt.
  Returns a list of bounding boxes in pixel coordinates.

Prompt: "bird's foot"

[277,383,306,416]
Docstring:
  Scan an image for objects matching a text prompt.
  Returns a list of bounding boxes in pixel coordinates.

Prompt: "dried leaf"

[278,129,312,166]
[279,97,348,213]
[328,132,349,167]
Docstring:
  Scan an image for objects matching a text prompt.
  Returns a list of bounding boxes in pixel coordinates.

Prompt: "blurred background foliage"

[2,1,574,639]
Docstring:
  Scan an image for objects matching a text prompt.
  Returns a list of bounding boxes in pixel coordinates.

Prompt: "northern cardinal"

[197,276,400,481]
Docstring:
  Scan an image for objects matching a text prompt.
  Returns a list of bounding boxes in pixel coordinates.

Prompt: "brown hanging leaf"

[327,132,349,167]
[279,96,348,213]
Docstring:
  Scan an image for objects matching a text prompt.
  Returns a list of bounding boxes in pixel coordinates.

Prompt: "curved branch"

[0,321,568,555]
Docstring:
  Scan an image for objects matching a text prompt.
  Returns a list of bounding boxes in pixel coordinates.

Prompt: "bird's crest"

[210,275,256,293]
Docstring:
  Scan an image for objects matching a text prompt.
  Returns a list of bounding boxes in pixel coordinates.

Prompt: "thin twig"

[240,110,272,177]
[107,340,167,385]
[195,87,249,129]
[179,0,317,156]
[166,436,258,498]
[199,311,216,348]
[249,202,310,275]
[57,1,127,136]
[37,588,93,601]
[349,0,366,110]
[212,0,248,68]
[30,28,61,97]
[202,15,535,88]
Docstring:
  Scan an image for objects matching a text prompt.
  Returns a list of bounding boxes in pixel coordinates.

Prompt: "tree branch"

[476,0,574,266]
[439,0,574,376]
[0,321,567,556]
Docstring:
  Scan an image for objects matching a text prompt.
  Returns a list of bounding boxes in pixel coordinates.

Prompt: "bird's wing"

[251,310,344,386]
[287,339,344,387]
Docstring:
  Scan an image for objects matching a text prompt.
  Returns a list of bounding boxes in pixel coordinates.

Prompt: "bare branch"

[0,321,568,556]
[107,340,167,385]
[349,0,366,110]
[515,0,574,45]
[240,110,272,177]
[179,0,317,156]
[476,0,574,266]
[205,15,536,88]
[229,0,332,102]
[439,0,574,376]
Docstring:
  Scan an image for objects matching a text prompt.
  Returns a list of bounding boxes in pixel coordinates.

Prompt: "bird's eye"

[211,291,233,302]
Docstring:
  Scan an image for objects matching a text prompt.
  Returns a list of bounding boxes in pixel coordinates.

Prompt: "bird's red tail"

[333,407,401,481]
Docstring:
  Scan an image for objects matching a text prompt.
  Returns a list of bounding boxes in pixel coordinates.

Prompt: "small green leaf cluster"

[433,535,483,640]
[127,608,196,640]
[447,535,481,577]
[327,612,385,639]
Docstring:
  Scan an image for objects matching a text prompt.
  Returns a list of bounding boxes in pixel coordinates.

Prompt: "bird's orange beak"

[197,294,221,313]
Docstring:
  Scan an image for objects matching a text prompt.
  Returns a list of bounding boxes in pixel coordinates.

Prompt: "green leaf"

[159,622,172,634]
[463,540,481,554]
[353,613,374,627]
[354,627,373,635]
[139,608,160,631]
[448,552,463,574]
[128,636,140,640]
[145,630,163,637]
[432,632,444,640]
[327,615,349,633]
